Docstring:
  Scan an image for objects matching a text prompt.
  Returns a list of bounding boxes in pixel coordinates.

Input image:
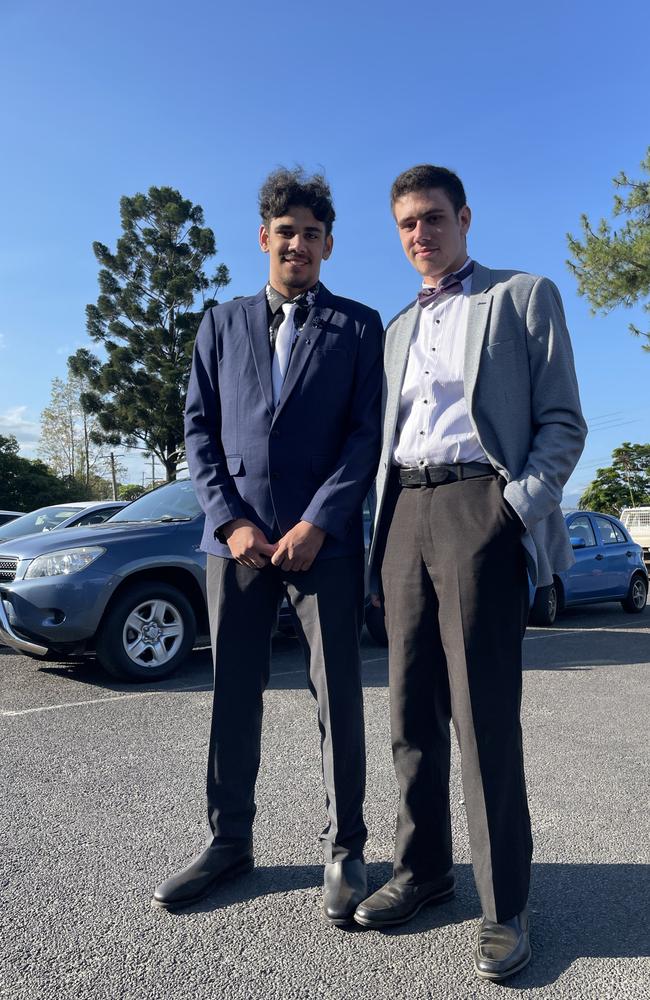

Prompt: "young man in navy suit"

[152,168,383,925]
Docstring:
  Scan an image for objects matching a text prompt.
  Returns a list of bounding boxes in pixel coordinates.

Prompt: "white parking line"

[4,628,644,718]
[1,683,212,718]
[525,625,648,639]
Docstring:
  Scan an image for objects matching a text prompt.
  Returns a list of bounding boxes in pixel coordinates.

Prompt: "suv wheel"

[96,581,196,682]
[621,573,648,614]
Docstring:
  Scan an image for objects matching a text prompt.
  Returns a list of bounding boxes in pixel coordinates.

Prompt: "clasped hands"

[222,518,325,572]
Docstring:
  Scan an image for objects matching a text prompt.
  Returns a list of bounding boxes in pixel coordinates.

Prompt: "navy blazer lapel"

[243,289,274,416]
[272,285,334,420]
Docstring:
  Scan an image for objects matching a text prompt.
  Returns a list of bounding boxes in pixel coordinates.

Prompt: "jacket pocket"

[486,339,517,359]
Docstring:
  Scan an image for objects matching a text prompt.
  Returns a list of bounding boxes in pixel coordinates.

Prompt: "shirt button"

[423,399,428,404]
[419,431,425,436]
[435,319,441,325]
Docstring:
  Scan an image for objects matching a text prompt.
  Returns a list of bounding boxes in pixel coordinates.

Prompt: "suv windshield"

[110,479,202,523]
[0,506,86,541]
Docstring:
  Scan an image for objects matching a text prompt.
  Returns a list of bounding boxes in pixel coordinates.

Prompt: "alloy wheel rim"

[548,586,557,620]
[632,579,647,609]
[122,598,184,668]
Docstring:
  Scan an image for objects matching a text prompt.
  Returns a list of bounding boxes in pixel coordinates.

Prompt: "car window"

[73,507,120,526]
[594,516,622,545]
[567,514,596,547]
[110,479,202,522]
[0,505,86,540]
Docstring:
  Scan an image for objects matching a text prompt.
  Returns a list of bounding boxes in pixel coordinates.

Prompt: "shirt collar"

[265,282,321,315]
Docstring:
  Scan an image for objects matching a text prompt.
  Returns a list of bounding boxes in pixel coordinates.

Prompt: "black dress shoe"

[152,840,254,910]
[473,906,531,980]
[323,859,368,926]
[353,870,455,928]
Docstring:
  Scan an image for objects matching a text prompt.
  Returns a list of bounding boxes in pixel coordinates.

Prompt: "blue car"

[0,479,294,682]
[363,508,648,644]
[528,510,648,625]
[0,481,209,681]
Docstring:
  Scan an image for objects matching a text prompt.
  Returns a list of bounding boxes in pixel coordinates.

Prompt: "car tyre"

[621,573,648,614]
[529,582,558,626]
[364,595,388,647]
[96,581,196,682]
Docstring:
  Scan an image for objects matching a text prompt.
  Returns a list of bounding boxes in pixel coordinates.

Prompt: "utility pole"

[110,452,118,501]
[151,454,156,489]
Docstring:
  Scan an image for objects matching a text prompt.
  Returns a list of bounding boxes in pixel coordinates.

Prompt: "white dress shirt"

[393,261,489,467]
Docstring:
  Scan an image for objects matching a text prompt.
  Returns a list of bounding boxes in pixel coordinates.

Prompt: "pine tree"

[70,186,230,480]
[567,148,650,350]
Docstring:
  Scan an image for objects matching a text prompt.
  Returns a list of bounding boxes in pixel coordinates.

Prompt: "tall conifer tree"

[70,186,229,479]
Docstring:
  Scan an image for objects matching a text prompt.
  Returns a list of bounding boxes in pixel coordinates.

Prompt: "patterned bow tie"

[417,260,474,308]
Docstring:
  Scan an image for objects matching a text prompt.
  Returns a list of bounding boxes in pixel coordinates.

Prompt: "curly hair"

[259,167,335,235]
[390,165,467,216]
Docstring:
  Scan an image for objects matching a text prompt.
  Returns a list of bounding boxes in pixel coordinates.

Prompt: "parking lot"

[2,606,649,1000]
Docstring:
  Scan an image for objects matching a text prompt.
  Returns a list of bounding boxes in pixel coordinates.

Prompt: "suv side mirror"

[570,536,586,549]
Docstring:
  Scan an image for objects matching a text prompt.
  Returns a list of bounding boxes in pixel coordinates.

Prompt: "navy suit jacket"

[185,283,383,560]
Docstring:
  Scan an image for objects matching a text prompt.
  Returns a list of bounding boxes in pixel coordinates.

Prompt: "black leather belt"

[398,462,496,487]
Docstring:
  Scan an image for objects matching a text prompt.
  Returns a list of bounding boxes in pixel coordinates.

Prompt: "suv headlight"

[24,546,106,579]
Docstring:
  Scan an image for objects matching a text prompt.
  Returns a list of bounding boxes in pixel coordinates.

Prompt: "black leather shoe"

[353,870,455,928]
[323,859,368,926]
[473,906,531,980]
[152,840,254,910]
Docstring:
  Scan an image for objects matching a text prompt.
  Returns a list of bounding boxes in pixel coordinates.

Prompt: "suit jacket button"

[271,429,280,437]
[271,472,280,480]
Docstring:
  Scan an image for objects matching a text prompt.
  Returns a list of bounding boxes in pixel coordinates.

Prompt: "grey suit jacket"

[369,262,587,588]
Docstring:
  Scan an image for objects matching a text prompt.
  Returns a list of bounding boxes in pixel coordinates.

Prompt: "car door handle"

[594,554,604,560]
[626,551,634,557]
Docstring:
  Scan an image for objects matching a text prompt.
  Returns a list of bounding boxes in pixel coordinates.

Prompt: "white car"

[0,501,128,545]
[0,510,23,527]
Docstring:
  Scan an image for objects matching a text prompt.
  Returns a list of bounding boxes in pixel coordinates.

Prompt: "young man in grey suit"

[354,165,586,981]
[152,168,383,924]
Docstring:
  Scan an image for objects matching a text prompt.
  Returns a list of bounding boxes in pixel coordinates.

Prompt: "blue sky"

[1,0,648,499]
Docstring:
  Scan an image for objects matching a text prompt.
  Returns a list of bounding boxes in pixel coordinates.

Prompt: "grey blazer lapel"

[382,300,419,457]
[464,262,493,410]
[243,292,274,416]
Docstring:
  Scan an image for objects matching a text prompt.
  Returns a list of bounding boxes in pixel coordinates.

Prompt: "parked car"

[529,509,648,625]
[0,480,295,683]
[0,510,23,527]
[0,501,128,544]
[364,509,649,644]
[619,507,650,569]
[0,482,207,681]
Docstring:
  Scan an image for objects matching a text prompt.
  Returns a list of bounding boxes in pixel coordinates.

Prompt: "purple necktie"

[417,260,474,308]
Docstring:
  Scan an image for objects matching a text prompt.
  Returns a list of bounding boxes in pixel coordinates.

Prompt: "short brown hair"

[390,165,467,215]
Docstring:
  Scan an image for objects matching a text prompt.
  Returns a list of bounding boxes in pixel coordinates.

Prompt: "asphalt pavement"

[1,604,649,1000]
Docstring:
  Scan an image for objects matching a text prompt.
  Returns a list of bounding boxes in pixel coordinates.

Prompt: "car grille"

[0,556,18,582]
